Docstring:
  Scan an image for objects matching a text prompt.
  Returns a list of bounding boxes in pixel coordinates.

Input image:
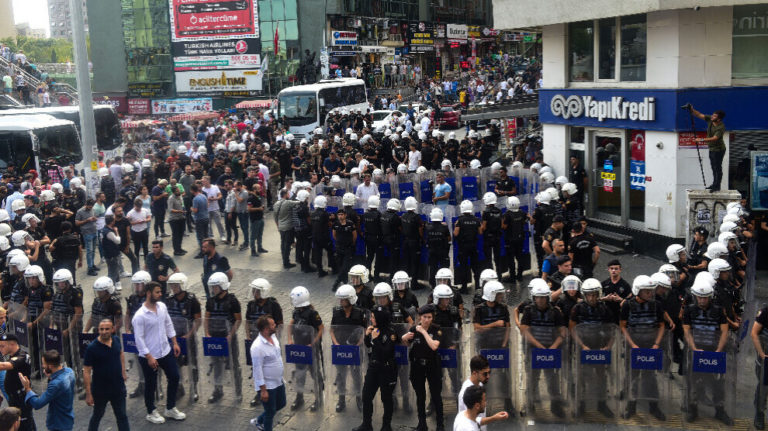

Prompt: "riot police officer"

[682,278,732,425]
[0,333,34,431]
[288,286,324,411]
[23,265,51,378]
[166,272,201,402]
[204,272,242,404]
[454,200,482,294]
[425,208,450,288]
[532,193,554,274]
[555,275,582,320]
[403,304,444,431]
[481,192,503,275]
[310,195,335,278]
[432,284,462,393]
[294,190,314,273]
[85,276,122,334]
[502,196,528,282]
[380,199,402,277]
[666,244,691,291]
[125,271,151,398]
[7,252,30,311]
[619,275,666,421]
[244,278,282,406]
[353,306,400,431]
[50,269,83,392]
[520,278,567,418]
[688,226,709,277]
[431,268,465,320]
[349,264,374,310]
[362,196,384,281]
[392,271,419,322]
[569,278,615,418]
[710,258,739,330]
[331,284,367,412]
[401,197,424,286]
[333,210,357,289]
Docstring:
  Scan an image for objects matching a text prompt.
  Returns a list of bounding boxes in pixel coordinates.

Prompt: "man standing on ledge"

[689,106,726,191]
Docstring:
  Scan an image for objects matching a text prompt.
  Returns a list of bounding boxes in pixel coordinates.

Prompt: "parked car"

[429,104,462,129]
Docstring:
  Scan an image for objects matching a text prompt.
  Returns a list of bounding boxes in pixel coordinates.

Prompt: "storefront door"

[589,131,624,223]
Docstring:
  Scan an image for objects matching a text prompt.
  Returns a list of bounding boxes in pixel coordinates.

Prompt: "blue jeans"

[88,391,130,431]
[256,384,286,431]
[83,233,98,270]
[237,213,249,244]
[250,218,264,251]
[138,353,179,414]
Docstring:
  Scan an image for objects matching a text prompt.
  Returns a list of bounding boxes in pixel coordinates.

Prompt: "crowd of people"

[1,44,70,107]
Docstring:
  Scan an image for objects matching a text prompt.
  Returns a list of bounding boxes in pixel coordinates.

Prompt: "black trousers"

[131,229,149,259]
[457,245,481,290]
[709,149,725,189]
[402,239,421,282]
[410,360,443,427]
[295,229,312,270]
[169,219,185,253]
[534,240,545,274]
[483,235,504,274]
[225,212,238,243]
[361,364,397,428]
[365,240,383,278]
[183,196,194,230]
[428,250,449,287]
[505,241,526,278]
[382,240,399,277]
[152,209,166,236]
[312,239,335,272]
[279,230,295,266]
[335,247,354,284]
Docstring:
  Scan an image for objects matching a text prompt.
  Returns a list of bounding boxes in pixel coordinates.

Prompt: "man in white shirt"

[202,176,226,240]
[250,315,285,431]
[420,115,431,133]
[457,355,509,431]
[355,173,379,207]
[407,143,422,173]
[132,281,186,424]
[126,198,151,258]
[454,385,485,431]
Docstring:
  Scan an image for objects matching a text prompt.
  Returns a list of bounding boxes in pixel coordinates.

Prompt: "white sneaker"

[165,407,186,421]
[220,236,227,242]
[146,409,166,424]
[120,271,131,278]
[114,282,122,292]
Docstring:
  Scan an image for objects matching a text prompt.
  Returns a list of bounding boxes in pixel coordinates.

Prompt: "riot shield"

[522,324,569,421]
[283,324,324,411]
[326,325,365,415]
[436,327,463,401]
[392,322,415,413]
[623,326,670,419]
[201,317,243,404]
[39,312,79,384]
[8,303,29,354]
[471,325,517,415]
[571,323,620,419]
[684,329,735,423]
[171,316,201,404]
[121,331,144,398]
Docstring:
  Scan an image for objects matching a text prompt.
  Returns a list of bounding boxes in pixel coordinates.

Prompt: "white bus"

[277,78,368,137]
[0,114,82,175]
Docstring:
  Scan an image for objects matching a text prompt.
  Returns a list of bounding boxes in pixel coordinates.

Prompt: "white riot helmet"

[348,264,370,285]
[350,167,361,176]
[441,159,452,169]
[387,199,401,211]
[52,269,74,288]
[167,273,189,292]
[719,221,738,233]
[9,254,28,274]
[432,284,454,305]
[373,169,384,180]
[314,195,327,209]
[470,159,482,170]
[704,242,728,260]
[40,190,55,202]
[535,192,552,205]
[0,236,9,252]
[335,284,358,305]
[98,167,109,178]
[460,200,474,214]
[479,269,498,288]
[650,272,671,289]
[207,272,230,292]
[70,177,82,189]
[482,280,506,302]
[580,278,602,296]
[540,172,555,184]
[0,224,10,238]
[93,276,115,295]
[658,264,680,282]
[404,196,418,211]
[511,161,523,170]
[726,202,742,211]
[721,214,740,225]
[491,162,502,172]
[483,192,497,206]
[392,271,411,291]
[416,166,428,175]
[342,193,356,207]
[249,278,271,297]
[694,271,717,289]
[0,209,9,222]
[21,213,39,228]
[390,133,399,142]
[368,195,380,209]
[6,249,25,266]
[373,282,394,301]
[539,166,553,175]
[331,175,342,187]
[350,133,358,141]
[215,143,227,152]
[290,286,311,307]
[24,265,45,285]
[429,207,443,222]
[691,280,715,298]
[718,231,738,248]
[507,196,520,212]
[121,163,134,175]
[131,271,151,292]
[435,268,453,286]
[448,132,456,140]
[562,183,578,196]
[631,275,656,296]
[529,278,551,300]
[546,187,560,201]
[141,159,152,168]
[665,244,686,263]
[296,190,310,203]
[11,230,31,247]
[397,164,408,174]
[708,258,731,279]
[345,127,353,135]
[555,176,568,187]
[11,200,25,212]
[51,183,63,194]
[561,275,582,292]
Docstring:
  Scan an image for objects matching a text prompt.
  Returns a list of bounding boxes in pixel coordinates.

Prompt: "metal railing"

[0,57,79,103]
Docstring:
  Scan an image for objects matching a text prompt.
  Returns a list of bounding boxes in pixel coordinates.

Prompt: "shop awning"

[235,99,275,109]
[166,111,221,122]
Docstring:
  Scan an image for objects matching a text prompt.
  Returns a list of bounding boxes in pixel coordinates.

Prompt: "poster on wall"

[630,130,646,191]
[151,98,213,115]
[128,99,151,115]
[678,132,707,149]
[169,0,259,41]
[751,151,768,211]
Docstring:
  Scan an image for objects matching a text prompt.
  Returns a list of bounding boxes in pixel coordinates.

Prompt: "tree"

[51,48,58,63]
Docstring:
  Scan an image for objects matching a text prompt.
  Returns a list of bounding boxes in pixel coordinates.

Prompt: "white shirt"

[126,207,151,232]
[408,150,422,171]
[259,164,270,190]
[458,379,486,430]
[250,333,284,390]
[132,301,176,359]
[453,411,480,431]
[420,116,431,132]
[355,182,379,206]
[202,185,222,211]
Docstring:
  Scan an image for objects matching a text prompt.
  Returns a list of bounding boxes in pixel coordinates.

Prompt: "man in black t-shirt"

[247,184,267,256]
[601,260,632,323]
[568,223,600,278]
[333,211,357,289]
[0,334,34,431]
[144,240,179,296]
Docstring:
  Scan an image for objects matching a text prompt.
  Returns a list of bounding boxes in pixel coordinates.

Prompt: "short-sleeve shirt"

[127,207,150,232]
[145,253,177,282]
[202,185,222,211]
[83,336,126,396]
[569,233,597,268]
[192,194,209,221]
[151,186,167,212]
[434,182,452,208]
[323,158,341,174]
[247,194,264,221]
[408,324,441,361]
[75,207,97,236]
[704,115,726,152]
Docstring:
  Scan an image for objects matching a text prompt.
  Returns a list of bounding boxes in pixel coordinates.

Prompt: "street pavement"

[22,218,766,430]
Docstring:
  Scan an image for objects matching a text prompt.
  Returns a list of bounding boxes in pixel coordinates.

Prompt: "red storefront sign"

[678,132,707,149]
[170,0,259,41]
[506,118,517,141]
[93,95,128,113]
[128,99,151,115]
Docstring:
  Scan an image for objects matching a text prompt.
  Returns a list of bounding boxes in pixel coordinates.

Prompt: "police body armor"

[483,207,503,239]
[401,212,421,241]
[362,210,382,243]
[51,233,80,261]
[505,211,527,243]
[425,223,448,250]
[456,214,480,247]
[380,210,400,245]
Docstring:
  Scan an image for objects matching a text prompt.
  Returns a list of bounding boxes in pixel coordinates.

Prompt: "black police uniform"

[362,208,384,279]
[520,303,567,417]
[331,305,367,411]
[51,284,84,388]
[555,292,580,320]
[495,176,517,197]
[392,290,419,321]
[26,282,52,374]
[482,205,504,274]
[455,212,482,292]
[355,284,375,311]
[408,321,444,430]
[91,295,122,333]
[688,239,708,277]
[401,211,423,284]
[380,208,402,276]
[310,208,335,276]
[425,220,450,287]
[4,344,34,431]
[50,231,81,285]
[291,306,324,410]
[472,301,514,412]
[570,298,616,416]
[201,252,230,299]
[205,292,242,401]
[532,203,554,272]
[601,277,632,324]
[569,232,597,278]
[294,202,313,272]
[334,219,357,286]
[356,308,400,431]
[503,208,529,280]
[656,290,684,368]
[167,290,202,400]
[145,252,177,296]
[433,303,462,393]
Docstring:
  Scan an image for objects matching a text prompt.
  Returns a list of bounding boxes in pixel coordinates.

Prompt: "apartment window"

[569,14,646,83]
[733,4,768,79]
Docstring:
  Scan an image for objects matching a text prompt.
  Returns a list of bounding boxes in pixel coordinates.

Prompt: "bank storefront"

[539,87,768,241]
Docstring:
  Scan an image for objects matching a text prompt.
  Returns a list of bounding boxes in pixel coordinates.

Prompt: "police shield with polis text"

[166,272,202,403]
[327,284,366,414]
[432,284,464,398]
[202,272,243,404]
[285,286,324,411]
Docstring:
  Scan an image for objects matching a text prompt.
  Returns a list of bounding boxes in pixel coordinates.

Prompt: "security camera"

[693,6,701,11]
[656,142,664,149]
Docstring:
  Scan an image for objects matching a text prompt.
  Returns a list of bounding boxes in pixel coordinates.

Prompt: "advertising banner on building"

[408,22,434,52]
[331,31,358,46]
[172,39,262,70]
[169,0,259,41]
[175,70,264,96]
[678,131,708,149]
[128,83,166,98]
[93,95,128,113]
[128,99,151,115]
[446,24,467,41]
[751,151,768,211]
[630,130,646,191]
[151,98,213,115]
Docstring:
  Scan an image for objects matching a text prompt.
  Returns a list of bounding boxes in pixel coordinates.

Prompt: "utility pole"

[69,0,98,198]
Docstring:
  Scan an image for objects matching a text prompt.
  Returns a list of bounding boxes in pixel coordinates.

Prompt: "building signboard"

[169,0,259,41]
[331,31,358,46]
[172,39,261,70]
[175,70,264,96]
[447,24,467,41]
[151,98,213,115]
[128,83,166,98]
[128,99,151,115]
[408,22,434,52]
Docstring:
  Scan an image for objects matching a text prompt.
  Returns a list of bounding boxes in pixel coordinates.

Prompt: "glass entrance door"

[591,134,623,222]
